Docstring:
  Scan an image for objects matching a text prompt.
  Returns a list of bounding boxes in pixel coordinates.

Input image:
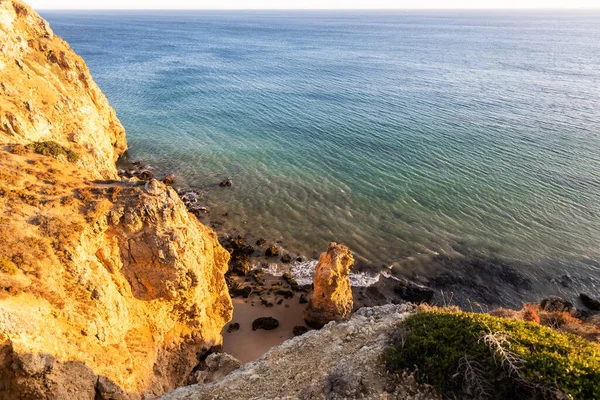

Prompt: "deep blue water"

[42,10,600,304]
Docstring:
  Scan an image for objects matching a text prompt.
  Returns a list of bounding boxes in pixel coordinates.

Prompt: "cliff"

[0,0,126,179]
[0,1,232,398]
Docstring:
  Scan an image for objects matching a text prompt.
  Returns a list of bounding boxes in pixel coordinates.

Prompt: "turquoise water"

[43,10,600,303]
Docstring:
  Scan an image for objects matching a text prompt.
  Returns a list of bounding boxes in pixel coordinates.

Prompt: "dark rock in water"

[394,282,434,304]
[223,237,255,276]
[265,245,280,257]
[276,299,283,305]
[540,296,574,313]
[282,272,293,281]
[133,161,142,166]
[301,284,313,293]
[293,326,308,336]
[226,322,240,333]
[275,289,293,299]
[252,317,279,331]
[256,238,267,246]
[229,254,251,276]
[299,294,308,304]
[163,175,175,185]
[580,294,600,311]
[281,254,292,263]
[297,257,305,262]
[229,237,255,255]
[219,178,233,187]
[138,170,153,181]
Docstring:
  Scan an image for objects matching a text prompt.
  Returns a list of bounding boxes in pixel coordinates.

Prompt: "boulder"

[304,243,354,328]
[226,323,240,333]
[394,281,434,304]
[580,294,600,311]
[252,317,279,331]
[265,245,280,257]
[230,254,251,276]
[275,289,293,299]
[163,175,175,185]
[194,353,242,384]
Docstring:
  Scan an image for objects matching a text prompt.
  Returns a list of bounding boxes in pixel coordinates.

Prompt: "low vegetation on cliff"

[386,309,600,399]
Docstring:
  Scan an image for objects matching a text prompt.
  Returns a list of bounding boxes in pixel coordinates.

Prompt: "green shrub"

[386,310,600,399]
[0,257,18,275]
[26,141,79,163]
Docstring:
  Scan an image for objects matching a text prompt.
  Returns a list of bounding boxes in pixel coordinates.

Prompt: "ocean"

[42,10,600,305]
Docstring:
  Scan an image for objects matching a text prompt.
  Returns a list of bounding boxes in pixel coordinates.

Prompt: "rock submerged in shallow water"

[580,294,600,311]
[163,175,175,185]
[256,238,267,246]
[219,178,233,187]
[394,281,434,304]
[281,254,292,263]
[304,242,354,329]
[252,317,279,331]
[265,245,280,257]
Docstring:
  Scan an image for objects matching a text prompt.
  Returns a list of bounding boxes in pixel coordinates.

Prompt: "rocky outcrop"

[0,0,127,179]
[0,160,233,398]
[304,242,354,328]
[161,304,439,400]
[0,2,233,398]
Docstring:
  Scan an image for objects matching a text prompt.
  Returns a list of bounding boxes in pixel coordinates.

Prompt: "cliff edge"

[0,0,126,179]
[0,1,232,398]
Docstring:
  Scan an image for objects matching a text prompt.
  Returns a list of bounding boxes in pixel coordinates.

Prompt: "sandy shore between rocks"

[221,275,311,363]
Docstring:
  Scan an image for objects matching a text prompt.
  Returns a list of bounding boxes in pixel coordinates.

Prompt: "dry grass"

[490,302,600,343]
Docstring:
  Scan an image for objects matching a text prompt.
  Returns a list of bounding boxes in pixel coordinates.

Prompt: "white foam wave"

[253,260,382,287]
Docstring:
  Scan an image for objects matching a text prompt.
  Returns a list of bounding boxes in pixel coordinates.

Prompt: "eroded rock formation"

[0,1,233,398]
[304,242,354,328]
[0,0,126,179]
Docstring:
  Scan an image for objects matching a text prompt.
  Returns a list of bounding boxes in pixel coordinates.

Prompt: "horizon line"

[37,7,600,10]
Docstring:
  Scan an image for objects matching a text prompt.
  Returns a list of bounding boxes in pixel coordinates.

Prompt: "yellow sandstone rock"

[304,242,354,328]
[0,1,233,398]
[0,0,127,179]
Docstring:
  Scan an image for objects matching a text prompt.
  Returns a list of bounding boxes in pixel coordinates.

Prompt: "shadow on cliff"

[0,345,138,400]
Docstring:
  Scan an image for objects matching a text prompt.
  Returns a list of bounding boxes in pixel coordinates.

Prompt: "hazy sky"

[29,0,600,10]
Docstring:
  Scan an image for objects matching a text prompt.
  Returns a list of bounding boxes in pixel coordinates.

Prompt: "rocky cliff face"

[0,1,232,398]
[304,242,354,328]
[0,0,127,179]
[162,304,439,400]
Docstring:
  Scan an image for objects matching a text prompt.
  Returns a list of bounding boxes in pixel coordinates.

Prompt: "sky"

[29,0,600,10]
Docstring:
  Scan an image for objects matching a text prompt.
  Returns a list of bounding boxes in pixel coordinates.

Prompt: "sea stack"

[304,242,354,328]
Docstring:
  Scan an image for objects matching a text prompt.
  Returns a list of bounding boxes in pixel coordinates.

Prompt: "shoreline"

[117,157,600,313]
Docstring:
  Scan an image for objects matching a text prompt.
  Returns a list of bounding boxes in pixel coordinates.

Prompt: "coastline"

[118,156,600,313]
